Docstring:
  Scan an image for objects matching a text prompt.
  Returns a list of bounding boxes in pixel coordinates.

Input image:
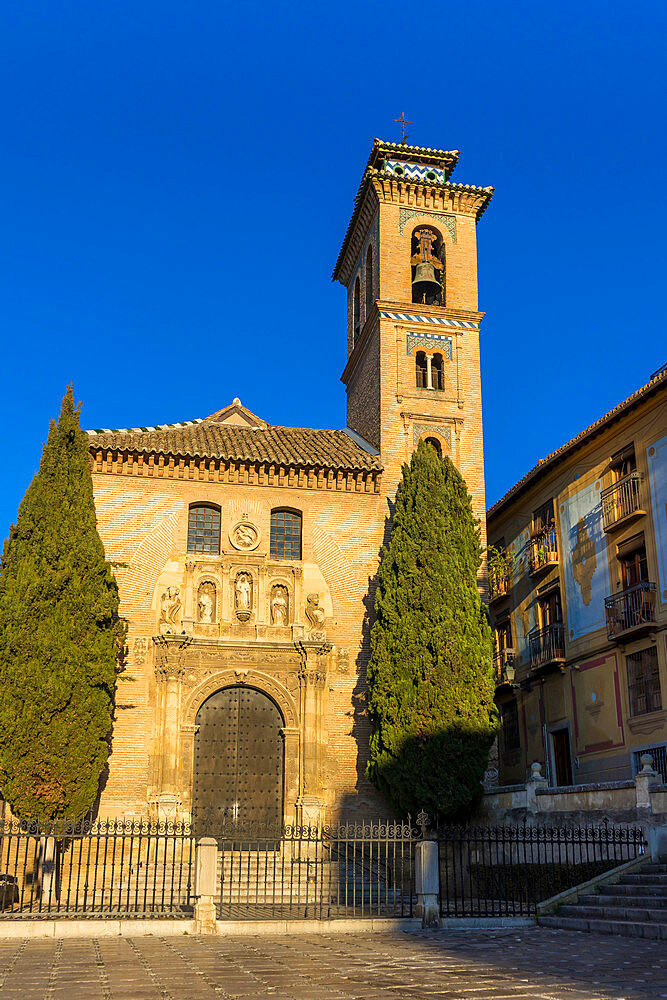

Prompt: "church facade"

[87,139,493,826]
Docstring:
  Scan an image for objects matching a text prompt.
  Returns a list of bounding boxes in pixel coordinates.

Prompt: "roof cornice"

[487,367,667,522]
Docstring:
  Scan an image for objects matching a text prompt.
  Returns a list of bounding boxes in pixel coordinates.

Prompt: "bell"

[412,261,441,300]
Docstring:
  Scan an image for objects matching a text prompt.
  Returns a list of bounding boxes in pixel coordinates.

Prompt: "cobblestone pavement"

[0,927,664,1000]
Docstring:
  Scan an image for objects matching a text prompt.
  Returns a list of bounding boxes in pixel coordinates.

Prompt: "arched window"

[353,276,361,342]
[431,353,444,390]
[415,351,428,388]
[411,226,444,306]
[187,504,221,554]
[270,509,302,560]
[365,245,373,317]
[424,437,442,459]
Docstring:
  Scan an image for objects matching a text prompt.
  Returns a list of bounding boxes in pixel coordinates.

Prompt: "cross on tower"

[393,112,414,145]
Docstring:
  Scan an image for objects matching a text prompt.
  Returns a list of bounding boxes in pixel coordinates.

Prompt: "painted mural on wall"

[647,435,667,602]
[559,481,609,640]
[510,528,536,666]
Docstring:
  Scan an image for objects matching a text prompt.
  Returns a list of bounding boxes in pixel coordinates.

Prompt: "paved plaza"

[0,926,664,1000]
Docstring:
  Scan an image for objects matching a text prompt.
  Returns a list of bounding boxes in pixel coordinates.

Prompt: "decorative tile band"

[413,423,452,448]
[381,310,478,330]
[386,160,446,184]
[406,332,452,358]
[399,208,457,242]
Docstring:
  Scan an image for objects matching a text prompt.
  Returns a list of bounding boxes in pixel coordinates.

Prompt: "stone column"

[415,840,440,927]
[281,727,300,825]
[296,647,326,827]
[426,354,433,389]
[194,837,218,933]
[154,639,189,819]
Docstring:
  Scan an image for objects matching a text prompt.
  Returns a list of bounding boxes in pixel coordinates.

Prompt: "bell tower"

[333,138,493,536]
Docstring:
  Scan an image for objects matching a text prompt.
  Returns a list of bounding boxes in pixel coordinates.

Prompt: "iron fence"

[216,819,420,920]
[436,820,646,917]
[0,818,194,919]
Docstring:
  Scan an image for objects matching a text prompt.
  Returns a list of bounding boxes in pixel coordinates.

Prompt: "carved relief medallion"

[229,515,260,551]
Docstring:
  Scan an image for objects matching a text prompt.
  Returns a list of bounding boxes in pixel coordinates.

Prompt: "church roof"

[87,400,382,472]
[487,365,667,521]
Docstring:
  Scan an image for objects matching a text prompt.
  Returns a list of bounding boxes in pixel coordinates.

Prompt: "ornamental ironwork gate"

[192,687,284,839]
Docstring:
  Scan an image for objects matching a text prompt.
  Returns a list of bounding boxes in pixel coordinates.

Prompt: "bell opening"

[411,226,444,306]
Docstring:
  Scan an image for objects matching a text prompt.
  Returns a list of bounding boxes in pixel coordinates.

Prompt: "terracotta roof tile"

[87,421,382,472]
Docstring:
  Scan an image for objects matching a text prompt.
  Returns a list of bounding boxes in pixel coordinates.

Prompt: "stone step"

[601,881,667,896]
[580,892,667,909]
[637,863,667,874]
[560,902,667,922]
[618,873,667,885]
[538,914,667,938]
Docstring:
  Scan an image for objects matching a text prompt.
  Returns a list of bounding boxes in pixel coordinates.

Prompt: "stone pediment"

[203,398,267,428]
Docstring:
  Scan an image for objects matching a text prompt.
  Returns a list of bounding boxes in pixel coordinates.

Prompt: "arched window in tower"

[365,245,373,317]
[424,437,442,459]
[353,276,361,342]
[431,353,444,390]
[411,227,444,306]
[415,351,428,388]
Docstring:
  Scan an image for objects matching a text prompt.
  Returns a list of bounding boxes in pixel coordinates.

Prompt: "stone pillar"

[415,840,440,927]
[281,727,300,825]
[526,760,548,814]
[635,753,659,810]
[296,646,327,826]
[426,354,433,389]
[194,837,218,934]
[182,558,196,633]
[154,639,188,819]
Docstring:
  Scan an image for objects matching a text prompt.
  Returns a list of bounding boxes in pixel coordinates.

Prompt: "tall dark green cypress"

[0,387,120,824]
[366,441,497,820]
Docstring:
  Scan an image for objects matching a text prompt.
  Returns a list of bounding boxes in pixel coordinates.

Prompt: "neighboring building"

[86,138,493,826]
[488,366,667,789]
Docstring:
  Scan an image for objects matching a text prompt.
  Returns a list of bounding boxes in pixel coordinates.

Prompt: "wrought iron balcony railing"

[528,527,558,575]
[601,473,645,532]
[489,569,512,602]
[493,648,516,686]
[529,623,565,671]
[604,581,657,640]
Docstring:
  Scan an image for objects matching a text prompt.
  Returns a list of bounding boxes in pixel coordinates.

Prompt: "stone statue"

[271,585,289,626]
[235,573,252,610]
[159,587,181,630]
[305,593,326,639]
[197,584,215,623]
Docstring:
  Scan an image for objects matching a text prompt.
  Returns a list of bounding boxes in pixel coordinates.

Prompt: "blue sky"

[1,0,665,540]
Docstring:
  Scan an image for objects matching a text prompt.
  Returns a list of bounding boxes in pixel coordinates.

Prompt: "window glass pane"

[187,505,221,554]
[270,510,302,560]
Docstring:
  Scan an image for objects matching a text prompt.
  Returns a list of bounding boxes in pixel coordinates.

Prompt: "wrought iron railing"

[529,623,565,669]
[0,818,193,918]
[216,819,420,920]
[489,569,512,601]
[604,581,657,639]
[601,473,644,531]
[437,820,646,917]
[528,527,558,574]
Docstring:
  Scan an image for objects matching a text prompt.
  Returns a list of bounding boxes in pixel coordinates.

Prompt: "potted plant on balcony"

[487,546,515,598]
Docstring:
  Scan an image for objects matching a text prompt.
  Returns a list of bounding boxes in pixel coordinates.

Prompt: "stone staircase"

[539,856,667,938]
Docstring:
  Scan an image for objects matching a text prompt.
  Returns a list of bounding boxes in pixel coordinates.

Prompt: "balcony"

[601,473,646,533]
[529,623,565,672]
[493,648,516,687]
[528,527,559,576]
[605,581,657,641]
[489,569,512,604]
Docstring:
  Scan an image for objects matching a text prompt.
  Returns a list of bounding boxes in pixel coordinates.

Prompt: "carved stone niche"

[233,570,254,623]
[196,580,217,623]
[269,582,290,626]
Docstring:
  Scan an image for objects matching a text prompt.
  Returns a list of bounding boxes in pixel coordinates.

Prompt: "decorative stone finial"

[530,761,544,781]
[640,753,655,774]
[232,397,241,405]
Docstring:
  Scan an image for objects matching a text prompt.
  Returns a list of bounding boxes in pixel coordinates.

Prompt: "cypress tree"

[0,387,120,824]
[366,441,497,821]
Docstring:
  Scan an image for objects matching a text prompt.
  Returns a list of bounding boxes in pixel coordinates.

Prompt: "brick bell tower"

[333,138,494,537]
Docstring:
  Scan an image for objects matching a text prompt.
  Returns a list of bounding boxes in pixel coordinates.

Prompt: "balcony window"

[601,472,644,531]
[529,592,565,669]
[626,646,662,717]
[605,581,657,640]
[488,543,513,601]
[528,499,558,574]
[493,617,515,684]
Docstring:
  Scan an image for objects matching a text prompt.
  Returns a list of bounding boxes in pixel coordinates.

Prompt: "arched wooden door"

[192,686,284,838]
